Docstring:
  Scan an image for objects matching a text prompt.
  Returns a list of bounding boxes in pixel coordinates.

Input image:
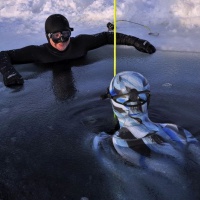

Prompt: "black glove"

[2,67,24,86]
[134,38,156,54]
[0,51,24,87]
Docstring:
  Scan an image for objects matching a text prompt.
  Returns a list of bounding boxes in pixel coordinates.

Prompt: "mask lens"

[61,30,71,38]
[114,94,129,104]
[49,30,71,43]
[112,90,150,107]
[52,32,62,39]
[138,93,147,102]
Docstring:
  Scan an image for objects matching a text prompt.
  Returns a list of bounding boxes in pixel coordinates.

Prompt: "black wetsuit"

[0,32,156,86]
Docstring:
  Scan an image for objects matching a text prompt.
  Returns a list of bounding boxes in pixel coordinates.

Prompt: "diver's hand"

[134,38,156,54]
[3,68,24,86]
[0,51,24,86]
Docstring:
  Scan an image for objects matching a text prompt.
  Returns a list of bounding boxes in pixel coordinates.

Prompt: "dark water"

[0,46,200,200]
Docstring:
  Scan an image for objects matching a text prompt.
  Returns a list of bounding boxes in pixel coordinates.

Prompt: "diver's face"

[112,100,144,118]
[111,89,149,106]
[48,30,71,51]
[111,89,149,117]
[128,105,145,117]
[49,38,70,51]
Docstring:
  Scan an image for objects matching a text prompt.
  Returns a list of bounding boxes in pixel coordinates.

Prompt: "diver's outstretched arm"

[106,32,156,54]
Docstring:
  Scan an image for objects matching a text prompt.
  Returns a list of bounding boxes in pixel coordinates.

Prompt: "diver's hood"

[109,71,159,138]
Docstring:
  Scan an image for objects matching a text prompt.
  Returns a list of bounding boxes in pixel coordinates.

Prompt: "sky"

[0,0,200,52]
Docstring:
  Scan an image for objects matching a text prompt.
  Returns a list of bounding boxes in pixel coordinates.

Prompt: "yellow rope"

[113,0,117,119]
[113,0,117,76]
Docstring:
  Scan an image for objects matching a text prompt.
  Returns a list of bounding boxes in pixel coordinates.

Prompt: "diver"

[101,71,198,163]
[0,14,156,87]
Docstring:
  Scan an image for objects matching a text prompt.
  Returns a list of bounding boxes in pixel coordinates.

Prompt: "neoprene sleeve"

[0,32,147,67]
[0,51,14,74]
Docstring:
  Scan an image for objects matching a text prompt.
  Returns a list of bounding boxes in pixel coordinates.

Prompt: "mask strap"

[100,88,150,107]
[100,88,112,100]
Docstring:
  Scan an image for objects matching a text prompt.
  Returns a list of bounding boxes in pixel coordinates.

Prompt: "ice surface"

[0,1,200,199]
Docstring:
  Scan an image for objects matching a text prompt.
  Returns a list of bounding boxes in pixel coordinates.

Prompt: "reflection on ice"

[93,131,200,200]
